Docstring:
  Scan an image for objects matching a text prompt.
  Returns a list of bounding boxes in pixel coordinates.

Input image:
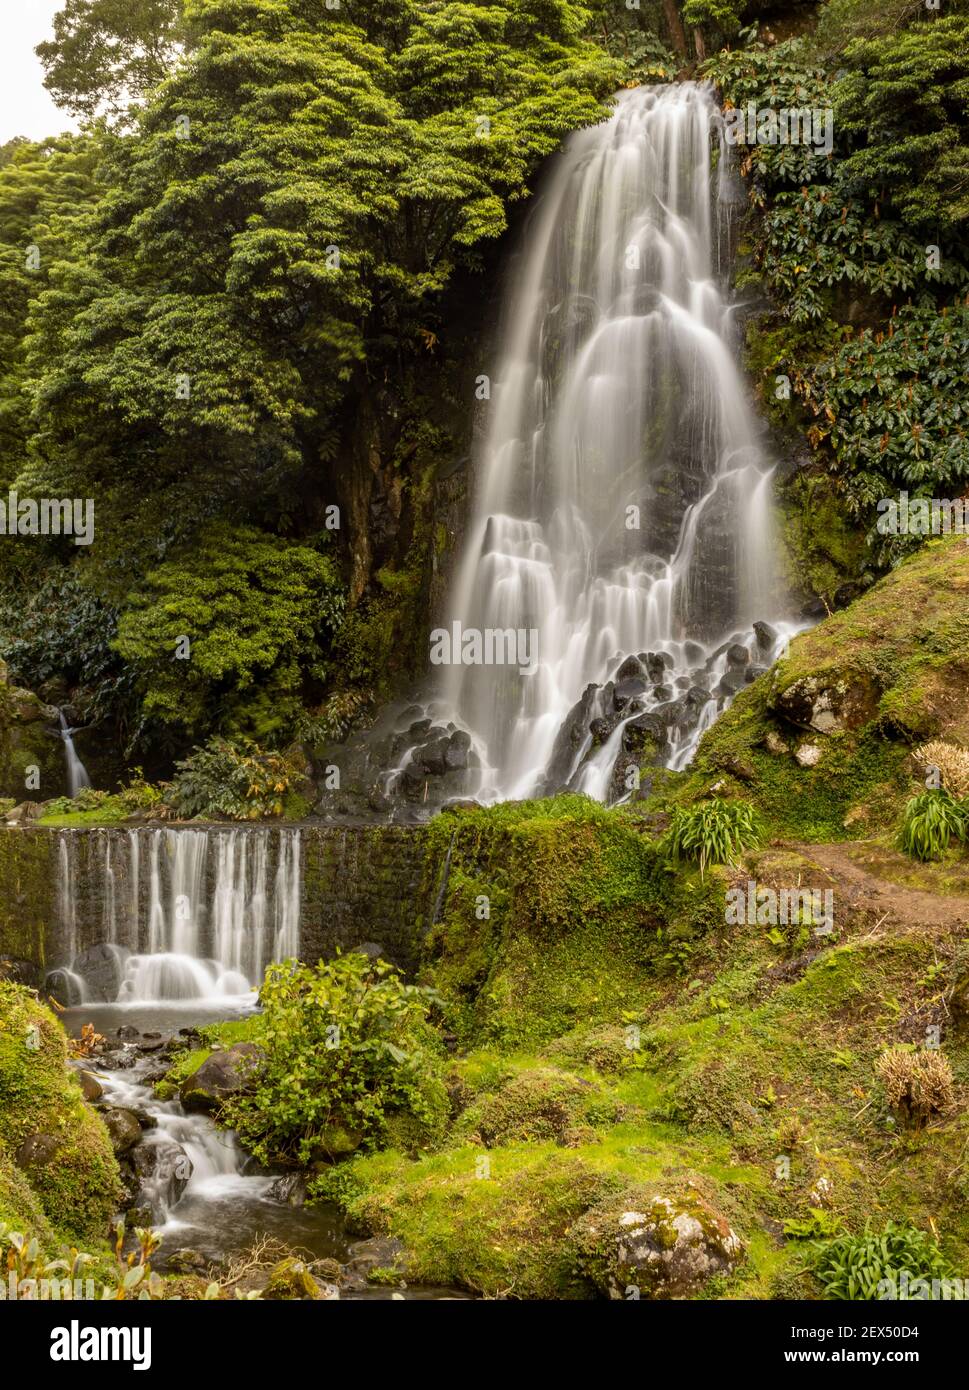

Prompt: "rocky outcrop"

[569,1188,744,1299]
[0,659,65,801]
[772,671,879,735]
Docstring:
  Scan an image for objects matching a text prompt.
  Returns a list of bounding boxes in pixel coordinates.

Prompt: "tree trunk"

[661,0,689,59]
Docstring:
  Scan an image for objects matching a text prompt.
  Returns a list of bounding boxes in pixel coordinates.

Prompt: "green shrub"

[898,789,966,862]
[169,738,296,820]
[227,955,448,1165]
[812,1222,965,1301]
[663,798,763,875]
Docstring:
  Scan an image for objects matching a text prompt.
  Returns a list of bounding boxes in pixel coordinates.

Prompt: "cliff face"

[0,660,66,803]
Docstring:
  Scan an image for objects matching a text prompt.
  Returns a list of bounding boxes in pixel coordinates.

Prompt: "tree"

[36,0,183,124]
[113,524,345,738]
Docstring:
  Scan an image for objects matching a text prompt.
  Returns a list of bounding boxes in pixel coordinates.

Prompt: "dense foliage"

[812,1221,963,1301]
[228,955,448,1163]
[1,0,619,764]
[705,4,969,565]
[0,0,967,776]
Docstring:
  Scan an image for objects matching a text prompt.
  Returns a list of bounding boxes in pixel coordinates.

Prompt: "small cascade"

[57,708,91,799]
[52,826,304,1005]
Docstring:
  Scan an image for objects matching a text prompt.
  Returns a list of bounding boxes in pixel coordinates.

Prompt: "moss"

[0,982,121,1244]
[420,796,696,1048]
[0,830,55,965]
[780,472,869,610]
[0,1150,52,1240]
[452,1066,622,1147]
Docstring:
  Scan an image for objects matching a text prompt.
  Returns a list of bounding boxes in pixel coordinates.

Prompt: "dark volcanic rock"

[180,1042,265,1113]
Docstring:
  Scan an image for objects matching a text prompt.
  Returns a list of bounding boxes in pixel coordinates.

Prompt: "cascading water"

[51,827,303,1005]
[393,83,799,807]
[57,708,91,799]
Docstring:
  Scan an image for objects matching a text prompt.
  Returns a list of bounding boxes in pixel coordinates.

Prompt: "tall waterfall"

[423,83,795,804]
[52,827,302,1004]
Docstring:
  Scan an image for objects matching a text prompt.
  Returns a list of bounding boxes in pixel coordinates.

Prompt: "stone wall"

[0,823,437,978]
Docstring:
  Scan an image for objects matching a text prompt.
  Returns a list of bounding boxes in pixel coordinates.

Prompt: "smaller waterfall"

[57,709,91,799]
[53,827,304,1005]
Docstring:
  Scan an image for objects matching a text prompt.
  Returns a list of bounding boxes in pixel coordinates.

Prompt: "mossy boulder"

[179,1042,264,1113]
[569,1186,744,1299]
[0,981,121,1243]
[261,1256,330,1300]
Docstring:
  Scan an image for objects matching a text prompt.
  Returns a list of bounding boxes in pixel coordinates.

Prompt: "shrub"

[812,1221,964,1301]
[226,955,448,1165]
[897,789,966,861]
[875,1047,955,1128]
[663,798,763,875]
[169,738,296,820]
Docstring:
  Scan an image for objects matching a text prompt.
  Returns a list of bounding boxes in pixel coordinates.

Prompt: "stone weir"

[0,822,433,997]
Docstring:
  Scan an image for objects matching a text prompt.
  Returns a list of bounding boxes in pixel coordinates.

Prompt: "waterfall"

[53,827,303,1004]
[419,83,799,804]
[57,708,91,799]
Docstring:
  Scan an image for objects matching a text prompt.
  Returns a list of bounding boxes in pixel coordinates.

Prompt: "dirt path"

[789,841,969,933]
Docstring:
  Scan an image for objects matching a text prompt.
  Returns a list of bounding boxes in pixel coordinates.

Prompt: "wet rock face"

[570,1191,744,1300]
[133,1137,193,1214]
[101,1107,144,1155]
[72,943,123,1002]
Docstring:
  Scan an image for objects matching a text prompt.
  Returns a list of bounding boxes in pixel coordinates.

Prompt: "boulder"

[133,1138,193,1211]
[267,1173,309,1207]
[444,730,472,772]
[15,1131,61,1171]
[73,943,123,1003]
[166,1248,209,1275]
[644,652,674,684]
[262,1257,326,1300]
[76,1069,103,1102]
[179,1041,264,1113]
[753,620,779,652]
[725,644,750,668]
[44,968,84,1007]
[101,1107,144,1155]
[613,677,647,711]
[772,672,878,735]
[344,1236,406,1281]
[570,1190,743,1299]
[794,742,822,768]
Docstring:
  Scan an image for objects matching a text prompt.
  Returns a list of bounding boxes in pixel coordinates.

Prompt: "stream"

[63,1003,463,1300]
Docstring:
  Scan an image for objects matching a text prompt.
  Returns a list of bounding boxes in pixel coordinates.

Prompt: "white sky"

[0,2,80,143]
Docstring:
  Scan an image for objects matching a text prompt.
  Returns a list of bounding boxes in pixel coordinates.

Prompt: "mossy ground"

[0,982,122,1245]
